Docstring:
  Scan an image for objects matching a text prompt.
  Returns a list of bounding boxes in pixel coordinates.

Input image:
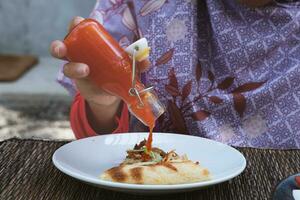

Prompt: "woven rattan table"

[1,139,299,200]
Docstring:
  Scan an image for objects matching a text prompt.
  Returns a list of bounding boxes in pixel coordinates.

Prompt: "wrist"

[85,98,122,133]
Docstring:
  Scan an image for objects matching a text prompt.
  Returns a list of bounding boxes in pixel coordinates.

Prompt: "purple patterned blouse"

[57,0,300,149]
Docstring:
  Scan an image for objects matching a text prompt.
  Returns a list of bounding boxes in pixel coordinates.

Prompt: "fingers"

[50,40,67,59]
[68,16,85,32]
[63,62,89,79]
[50,16,84,59]
[137,58,151,73]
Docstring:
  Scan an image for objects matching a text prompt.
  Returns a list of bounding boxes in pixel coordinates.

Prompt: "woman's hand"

[50,16,151,132]
[50,16,121,107]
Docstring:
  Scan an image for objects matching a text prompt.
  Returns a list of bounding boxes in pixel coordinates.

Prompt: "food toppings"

[134,139,147,150]
[124,140,192,166]
[125,140,165,164]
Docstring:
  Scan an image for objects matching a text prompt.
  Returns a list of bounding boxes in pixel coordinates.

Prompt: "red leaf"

[233,93,246,117]
[182,81,192,101]
[217,77,235,90]
[167,101,188,133]
[155,48,174,66]
[196,62,202,82]
[192,110,211,121]
[165,85,180,97]
[295,176,300,187]
[232,81,266,93]
[168,68,179,89]
[209,96,223,104]
[208,70,215,82]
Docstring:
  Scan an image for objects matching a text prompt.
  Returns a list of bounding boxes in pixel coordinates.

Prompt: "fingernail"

[54,46,61,57]
[77,65,87,76]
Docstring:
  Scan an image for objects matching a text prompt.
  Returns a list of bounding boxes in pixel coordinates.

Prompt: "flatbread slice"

[100,160,210,185]
[100,140,211,185]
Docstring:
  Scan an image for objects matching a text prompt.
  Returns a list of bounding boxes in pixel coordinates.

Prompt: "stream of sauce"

[129,92,156,152]
[146,126,153,152]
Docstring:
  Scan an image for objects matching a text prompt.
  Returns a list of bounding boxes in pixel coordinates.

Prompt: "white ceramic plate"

[52,132,246,194]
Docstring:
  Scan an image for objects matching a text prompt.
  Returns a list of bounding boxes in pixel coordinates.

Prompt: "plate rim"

[52,132,247,191]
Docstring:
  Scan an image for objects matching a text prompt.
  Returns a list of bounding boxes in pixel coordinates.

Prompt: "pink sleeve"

[70,92,129,139]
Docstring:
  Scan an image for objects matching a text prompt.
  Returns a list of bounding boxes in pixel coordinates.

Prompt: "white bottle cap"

[125,38,149,59]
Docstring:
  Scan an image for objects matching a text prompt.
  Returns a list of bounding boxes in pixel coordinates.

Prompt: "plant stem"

[180,86,216,113]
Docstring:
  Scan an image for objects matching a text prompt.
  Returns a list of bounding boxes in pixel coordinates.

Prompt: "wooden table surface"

[1,139,300,200]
